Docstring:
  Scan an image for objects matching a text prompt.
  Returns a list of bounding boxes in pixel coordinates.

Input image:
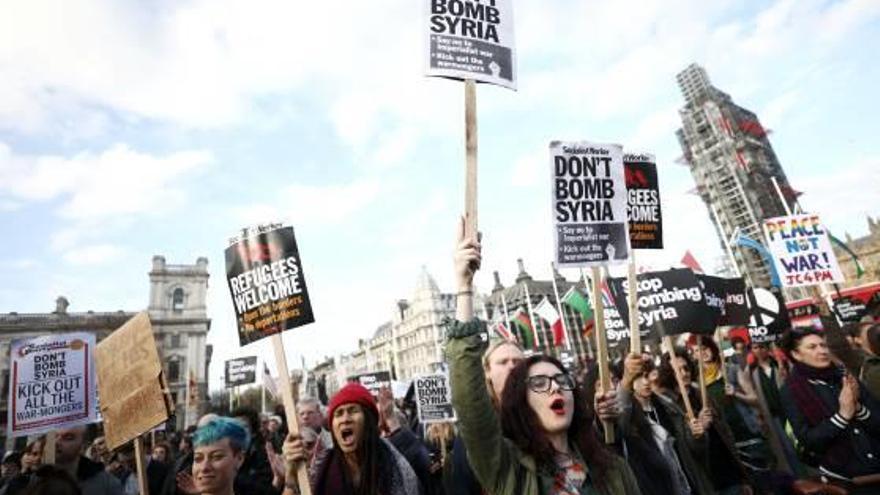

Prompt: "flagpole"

[523,282,544,352]
[579,268,595,360]
[550,263,572,351]
[628,257,640,355]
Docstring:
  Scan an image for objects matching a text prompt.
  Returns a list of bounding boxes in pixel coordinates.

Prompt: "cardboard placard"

[763,214,845,288]
[624,153,663,249]
[226,224,315,346]
[350,371,391,398]
[414,374,456,423]
[7,332,98,437]
[425,0,516,89]
[551,141,630,267]
[608,269,716,337]
[746,287,791,344]
[225,357,257,387]
[96,313,172,450]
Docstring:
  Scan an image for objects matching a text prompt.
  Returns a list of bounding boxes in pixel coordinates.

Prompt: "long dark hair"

[499,354,612,487]
[318,407,392,495]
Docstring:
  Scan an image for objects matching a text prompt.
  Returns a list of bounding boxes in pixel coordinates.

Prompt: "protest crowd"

[3,2,879,495]
[2,219,879,495]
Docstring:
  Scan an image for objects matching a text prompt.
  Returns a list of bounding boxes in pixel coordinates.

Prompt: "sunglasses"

[526,373,575,393]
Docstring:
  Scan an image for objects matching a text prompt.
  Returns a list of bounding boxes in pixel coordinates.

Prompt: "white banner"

[7,332,98,437]
[425,0,516,89]
[551,141,630,267]
[763,213,844,288]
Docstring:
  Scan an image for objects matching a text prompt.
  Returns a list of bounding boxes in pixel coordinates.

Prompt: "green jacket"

[446,319,642,495]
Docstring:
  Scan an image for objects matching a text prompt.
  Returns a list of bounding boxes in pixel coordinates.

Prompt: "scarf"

[703,362,721,386]
[786,361,844,426]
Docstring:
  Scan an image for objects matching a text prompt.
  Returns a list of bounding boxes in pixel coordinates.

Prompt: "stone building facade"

[835,217,880,288]
[0,256,211,448]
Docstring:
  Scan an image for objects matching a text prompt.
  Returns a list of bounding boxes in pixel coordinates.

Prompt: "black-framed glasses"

[526,373,575,393]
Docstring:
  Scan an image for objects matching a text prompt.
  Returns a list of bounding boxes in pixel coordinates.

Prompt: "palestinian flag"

[563,287,594,336]
[511,309,536,349]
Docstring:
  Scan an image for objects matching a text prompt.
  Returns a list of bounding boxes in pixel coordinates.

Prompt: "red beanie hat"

[327,383,378,425]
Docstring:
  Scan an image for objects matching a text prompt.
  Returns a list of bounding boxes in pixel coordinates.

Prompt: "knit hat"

[327,383,378,425]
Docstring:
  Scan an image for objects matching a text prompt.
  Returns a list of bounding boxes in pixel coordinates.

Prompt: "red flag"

[680,250,704,273]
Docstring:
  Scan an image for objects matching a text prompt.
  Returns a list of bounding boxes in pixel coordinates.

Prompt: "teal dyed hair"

[193,417,251,453]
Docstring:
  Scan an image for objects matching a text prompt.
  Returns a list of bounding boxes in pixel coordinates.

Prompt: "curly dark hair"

[656,347,695,392]
[499,354,612,488]
[778,327,824,359]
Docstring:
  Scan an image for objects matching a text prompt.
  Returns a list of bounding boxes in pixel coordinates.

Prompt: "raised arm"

[447,218,514,492]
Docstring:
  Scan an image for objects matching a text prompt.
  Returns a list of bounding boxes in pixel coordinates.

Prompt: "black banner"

[225,224,315,346]
[624,154,663,249]
[834,296,868,323]
[349,371,391,398]
[719,277,750,326]
[608,268,716,338]
[225,357,257,388]
[696,274,726,327]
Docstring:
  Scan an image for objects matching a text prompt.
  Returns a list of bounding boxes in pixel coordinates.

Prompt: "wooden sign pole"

[134,436,150,495]
[696,338,708,410]
[272,333,311,495]
[628,259,640,355]
[715,328,729,387]
[42,432,56,465]
[589,267,614,444]
[663,335,695,421]
[464,79,478,239]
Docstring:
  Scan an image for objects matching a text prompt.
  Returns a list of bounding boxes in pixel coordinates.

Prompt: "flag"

[511,309,536,349]
[829,233,865,279]
[733,233,782,287]
[562,287,593,320]
[680,250,703,273]
[535,297,564,347]
[493,321,513,341]
[263,363,278,399]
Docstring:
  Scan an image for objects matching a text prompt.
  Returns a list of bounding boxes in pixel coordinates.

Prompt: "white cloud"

[797,156,880,237]
[233,180,383,227]
[62,244,124,266]
[0,142,212,221]
[510,150,544,188]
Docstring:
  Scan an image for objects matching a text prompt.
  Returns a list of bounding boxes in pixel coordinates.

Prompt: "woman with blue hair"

[192,417,251,495]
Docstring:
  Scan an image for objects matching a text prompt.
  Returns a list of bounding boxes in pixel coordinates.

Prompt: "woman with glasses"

[779,327,880,493]
[447,219,641,494]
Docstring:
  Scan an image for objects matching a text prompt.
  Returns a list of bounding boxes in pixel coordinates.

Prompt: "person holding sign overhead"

[447,218,640,494]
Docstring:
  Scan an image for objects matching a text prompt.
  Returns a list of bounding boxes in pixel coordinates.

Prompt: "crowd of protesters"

[1,224,879,494]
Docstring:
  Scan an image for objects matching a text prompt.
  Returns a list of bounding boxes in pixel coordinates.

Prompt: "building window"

[171,334,181,348]
[168,360,180,382]
[172,288,185,313]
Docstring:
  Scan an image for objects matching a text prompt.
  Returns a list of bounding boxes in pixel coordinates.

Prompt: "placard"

[551,141,629,267]
[624,153,663,249]
[608,269,716,337]
[719,277,750,326]
[226,224,315,346]
[763,214,845,287]
[350,371,392,398]
[746,287,791,344]
[96,313,172,450]
[225,357,257,388]
[7,332,98,437]
[425,0,516,89]
[413,374,456,423]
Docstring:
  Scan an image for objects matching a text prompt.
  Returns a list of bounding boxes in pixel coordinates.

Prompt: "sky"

[1,0,879,389]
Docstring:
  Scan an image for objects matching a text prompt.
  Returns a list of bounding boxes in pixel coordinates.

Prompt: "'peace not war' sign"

[551,141,629,267]
[226,224,315,346]
[7,332,98,437]
[425,0,516,89]
[763,213,844,288]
